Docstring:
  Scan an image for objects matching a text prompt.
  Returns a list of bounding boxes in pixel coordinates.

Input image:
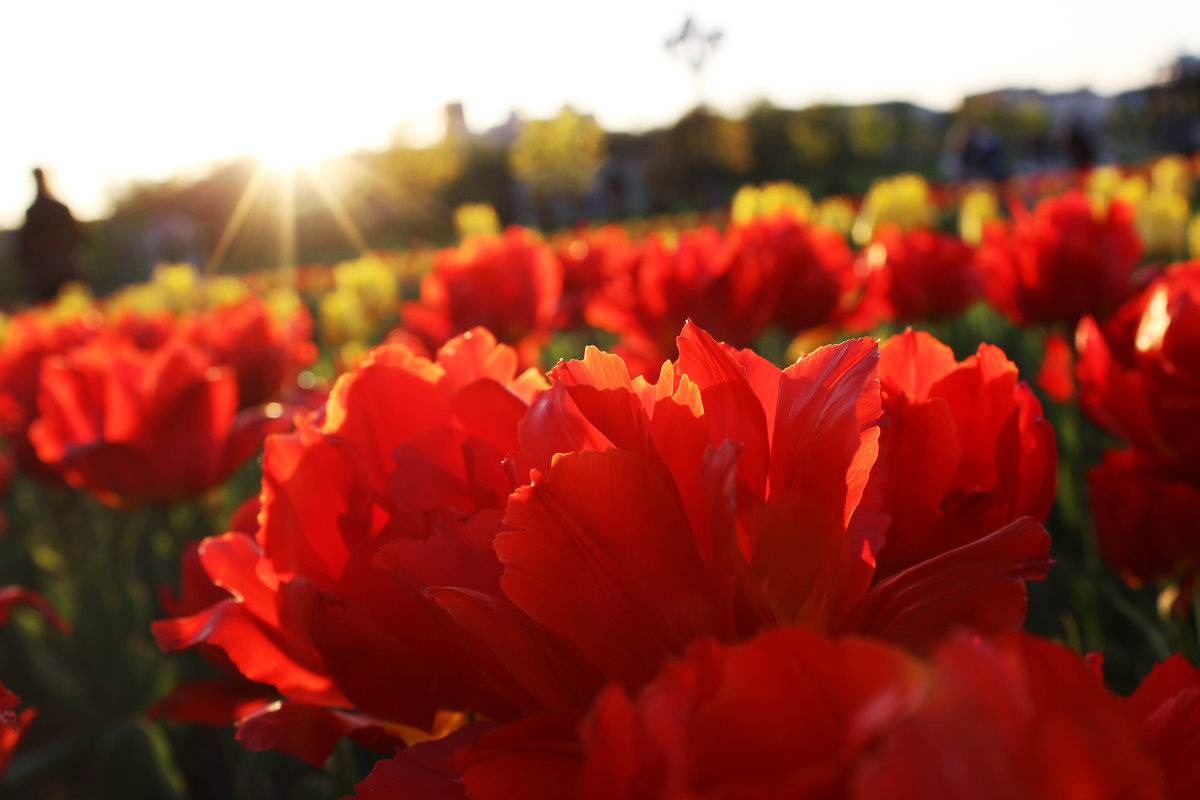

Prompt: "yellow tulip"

[1090,174,1148,219]
[204,276,249,308]
[852,173,935,246]
[319,289,370,345]
[454,203,501,239]
[265,288,305,323]
[152,263,200,312]
[338,340,368,370]
[1137,191,1190,256]
[1151,154,1192,197]
[959,187,1001,246]
[107,282,169,316]
[333,254,399,320]
[1086,165,1124,201]
[813,196,856,236]
[1115,175,1149,206]
[45,282,96,323]
[731,182,813,224]
[730,185,761,224]
[1188,212,1200,259]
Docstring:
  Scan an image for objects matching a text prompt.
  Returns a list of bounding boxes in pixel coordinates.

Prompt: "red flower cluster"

[0,310,104,479]
[724,215,856,337]
[398,216,860,376]
[869,331,1057,586]
[350,629,1200,800]
[29,335,292,507]
[176,296,318,408]
[0,294,316,506]
[154,321,1056,779]
[1077,261,1200,582]
[154,328,549,761]
[397,187,1152,376]
[585,217,855,372]
[847,225,980,330]
[403,229,564,365]
[551,226,637,328]
[1123,653,1200,800]
[978,190,1143,325]
[572,630,1195,800]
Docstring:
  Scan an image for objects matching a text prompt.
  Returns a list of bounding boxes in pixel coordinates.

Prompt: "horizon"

[5,0,1199,229]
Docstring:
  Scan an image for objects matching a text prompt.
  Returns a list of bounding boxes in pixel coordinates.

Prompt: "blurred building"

[444,102,470,141]
[1147,55,1200,152]
[444,102,651,228]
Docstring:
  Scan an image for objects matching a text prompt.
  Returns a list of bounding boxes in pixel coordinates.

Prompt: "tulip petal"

[499,448,732,690]
[840,517,1051,651]
[754,337,882,627]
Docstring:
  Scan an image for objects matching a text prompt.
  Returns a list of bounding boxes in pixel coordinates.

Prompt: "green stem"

[1101,581,1171,661]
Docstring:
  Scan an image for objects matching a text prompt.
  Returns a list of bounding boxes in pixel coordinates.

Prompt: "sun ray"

[205,163,267,276]
[279,166,296,276]
[336,153,443,225]
[307,161,370,255]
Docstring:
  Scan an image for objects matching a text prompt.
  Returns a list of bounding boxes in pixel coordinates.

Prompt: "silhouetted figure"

[961,126,1008,182]
[16,168,84,303]
[1066,121,1098,170]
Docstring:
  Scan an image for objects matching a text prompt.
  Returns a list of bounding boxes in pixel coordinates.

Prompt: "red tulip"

[979,190,1143,325]
[154,329,554,765]
[553,226,637,328]
[403,229,563,364]
[1088,450,1200,583]
[502,322,1050,675]
[846,224,980,330]
[581,631,1172,800]
[1077,261,1200,470]
[0,311,103,479]
[28,334,290,506]
[498,322,883,690]
[1076,262,1200,581]
[354,630,1181,800]
[1036,331,1075,403]
[150,536,278,727]
[107,308,175,351]
[585,226,731,371]
[867,330,1057,582]
[580,628,925,800]
[851,633,1168,800]
[347,722,502,800]
[1124,654,1200,800]
[730,215,857,336]
[587,218,855,373]
[0,312,102,437]
[179,296,317,408]
[156,322,1050,768]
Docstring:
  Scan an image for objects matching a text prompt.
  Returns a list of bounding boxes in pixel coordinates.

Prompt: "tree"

[508,108,608,202]
[787,105,843,169]
[646,107,753,211]
[848,105,900,160]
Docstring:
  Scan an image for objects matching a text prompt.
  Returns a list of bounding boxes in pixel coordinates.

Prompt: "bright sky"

[4,0,1198,228]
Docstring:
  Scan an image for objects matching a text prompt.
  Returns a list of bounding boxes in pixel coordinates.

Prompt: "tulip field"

[3,157,1200,798]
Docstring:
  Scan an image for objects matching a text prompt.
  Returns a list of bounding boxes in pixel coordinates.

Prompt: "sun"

[254,135,329,173]
[249,116,351,173]
[205,126,372,276]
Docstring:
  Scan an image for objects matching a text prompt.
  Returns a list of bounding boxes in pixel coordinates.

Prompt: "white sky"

[4,0,1198,227]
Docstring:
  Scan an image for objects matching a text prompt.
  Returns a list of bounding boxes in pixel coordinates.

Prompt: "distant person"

[16,168,85,303]
[1066,121,1098,170]
[961,126,1008,182]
